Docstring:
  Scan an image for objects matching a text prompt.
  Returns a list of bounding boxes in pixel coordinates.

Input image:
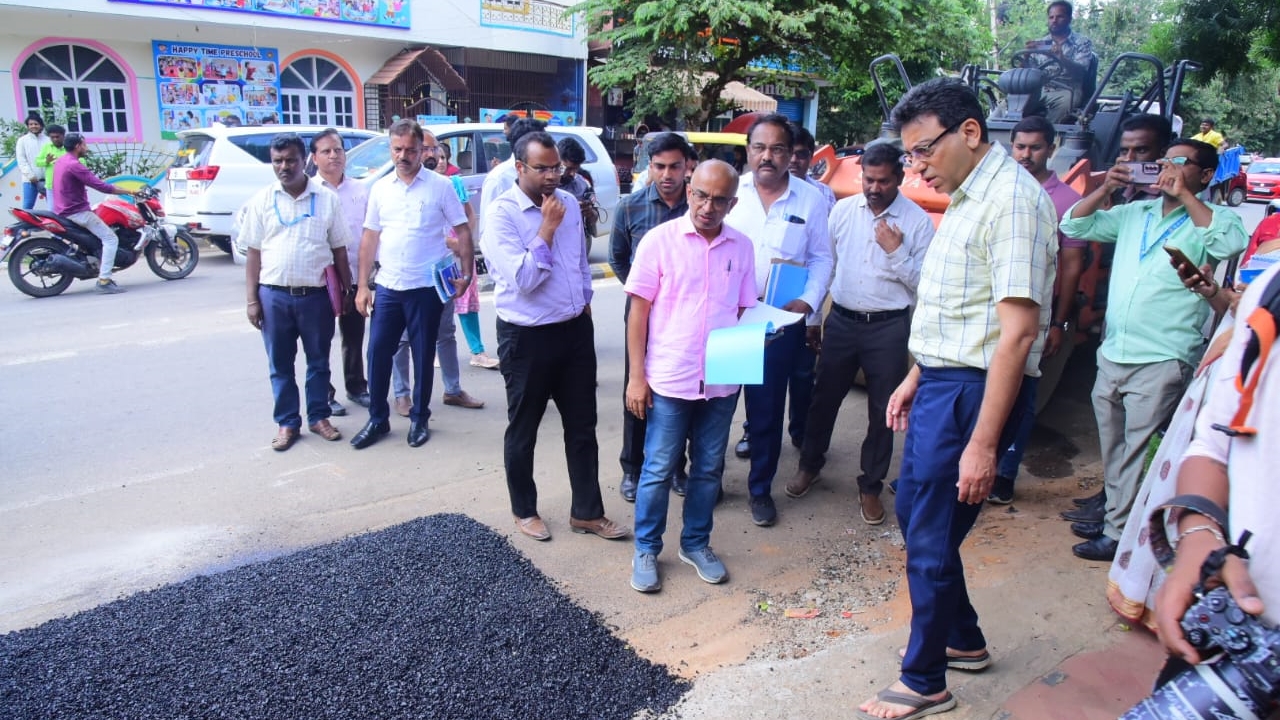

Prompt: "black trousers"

[328,309,368,401]
[618,297,687,477]
[797,308,910,496]
[497,312,604,521]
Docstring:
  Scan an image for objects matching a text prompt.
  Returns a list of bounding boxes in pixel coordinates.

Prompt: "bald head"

[687,159,739,239]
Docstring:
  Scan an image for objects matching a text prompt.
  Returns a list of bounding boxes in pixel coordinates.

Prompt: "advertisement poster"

[153,41,282,140]
[111,0,408,30]
[479,108,577,126]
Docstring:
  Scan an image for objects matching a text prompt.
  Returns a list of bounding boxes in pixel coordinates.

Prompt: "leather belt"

[262,284,325,296]
[831,303,909,323]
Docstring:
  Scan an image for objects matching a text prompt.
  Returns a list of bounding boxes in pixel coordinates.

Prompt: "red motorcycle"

[2,186,198,297]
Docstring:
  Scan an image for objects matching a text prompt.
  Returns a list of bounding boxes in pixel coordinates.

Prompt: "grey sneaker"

[750,495,777,526]
[631,552,661,593]
[679,546,727,584]
[95,279,125,294]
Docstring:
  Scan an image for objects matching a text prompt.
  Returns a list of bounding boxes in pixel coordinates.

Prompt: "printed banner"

[479,108,578,126]
[153,41,282,140]
[112,0,409,29]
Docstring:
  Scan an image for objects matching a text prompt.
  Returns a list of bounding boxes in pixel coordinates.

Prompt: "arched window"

[281,56,356,127]
[19,43,131,138]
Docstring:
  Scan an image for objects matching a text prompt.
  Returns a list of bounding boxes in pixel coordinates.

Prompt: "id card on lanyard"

[1139,210,1190,259]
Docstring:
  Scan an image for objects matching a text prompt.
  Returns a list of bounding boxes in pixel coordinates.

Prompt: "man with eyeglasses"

[242,133,353,452]
[625,159,757,593]
[856,79,1057,720]
[788,124,836,212]
[726,113,833,528]
[610,132,695,503]
[784,142,934,527]
[1059,138,1247,562]
[351,120,473,450]
[481,130,629,544]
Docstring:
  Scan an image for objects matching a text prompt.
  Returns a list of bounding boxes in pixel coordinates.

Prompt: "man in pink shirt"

[624,160,757,593]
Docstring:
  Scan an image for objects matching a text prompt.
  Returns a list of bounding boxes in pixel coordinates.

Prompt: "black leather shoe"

[1073,489,1105,507]
[350,420,390,449]
[619,473,638,503]
[1072,535,1118,561]
[407,421,431,447]
[1061,504,1104,523]
[328,399,347,417]
[669,468,688,496]
[1071,521,1104,540]
[347,391,372,408]
[734,434,750,459]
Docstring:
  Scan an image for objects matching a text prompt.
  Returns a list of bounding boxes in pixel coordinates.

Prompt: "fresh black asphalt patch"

[0,513,688,719]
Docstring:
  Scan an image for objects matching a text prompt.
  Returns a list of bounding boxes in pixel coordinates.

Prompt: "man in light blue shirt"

[1060,138,1246,561]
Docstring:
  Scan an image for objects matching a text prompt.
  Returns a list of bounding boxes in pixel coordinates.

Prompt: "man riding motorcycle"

[53,132,139,294]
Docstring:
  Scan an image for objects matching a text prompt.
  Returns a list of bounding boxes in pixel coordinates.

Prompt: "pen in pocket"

[784,215,806,225]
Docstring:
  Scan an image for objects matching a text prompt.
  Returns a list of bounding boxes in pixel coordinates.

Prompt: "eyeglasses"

[524,163,565,176]
[1160,156,1201,167]
[900,119,965,165]
[749,143,791,157]
[689,188,733,210]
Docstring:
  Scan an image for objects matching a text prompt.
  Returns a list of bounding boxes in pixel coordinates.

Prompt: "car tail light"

[187,166,220,181]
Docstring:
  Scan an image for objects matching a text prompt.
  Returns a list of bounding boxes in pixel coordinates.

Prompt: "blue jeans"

[366,285,443,424]
[634,392,738,557]
[22,180,41,210]
[996,376,1040,481]
[896,367,1031,695]
[392,300,461,397]
[744,323,811,498]
[258,286,335,428]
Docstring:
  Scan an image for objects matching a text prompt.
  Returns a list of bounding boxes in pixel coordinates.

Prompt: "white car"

[164,124,378,257]
[344,123,620,247]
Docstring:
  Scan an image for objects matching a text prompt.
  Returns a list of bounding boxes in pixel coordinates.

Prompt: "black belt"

[831,303,909,323]
[261,284,325,296]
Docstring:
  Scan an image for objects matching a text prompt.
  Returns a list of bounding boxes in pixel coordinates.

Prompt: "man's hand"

[886,370,920,432]
[342,288,358,316]
[781,299,813,315]
[247,302,264,329]
[873,219,904,254]
[625,377,652,420]
[355,286,374,318]
[806,325,822,354]
[1156,161,1193,201]
[1155,534,1266,664]
[957,440,997,504]
[449,274,472,297]
[581,200,599,226]
[1043,325,1064,358]
[539,193,566,243]
[1103,162,1135,192]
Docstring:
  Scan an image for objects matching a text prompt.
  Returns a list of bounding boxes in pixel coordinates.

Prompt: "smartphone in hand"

[1164,245,1207,285]
[1121,161,1163,185]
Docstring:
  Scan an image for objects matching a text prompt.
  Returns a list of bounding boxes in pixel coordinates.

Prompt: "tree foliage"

[1172,0,1280,80]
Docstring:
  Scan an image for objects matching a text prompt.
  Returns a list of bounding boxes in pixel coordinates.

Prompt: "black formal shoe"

[1071,521,1104,540]
[619,473,638,503]
[669,468,688,496]
[1073,489,1105,507]
[347,391,372,408]
[1072,535,1118,561]
[350,420,390,449]
[407,421,431,447]
[734,434,750,459]
[328,399,347,417]
[1061,504,1104,523]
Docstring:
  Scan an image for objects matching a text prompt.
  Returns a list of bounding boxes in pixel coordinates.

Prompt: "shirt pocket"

[775,218,808,257]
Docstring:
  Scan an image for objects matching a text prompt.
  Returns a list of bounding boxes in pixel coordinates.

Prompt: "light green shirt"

[34,142,69,192]
[1059,198,1246,365]
[910,143,1059,375]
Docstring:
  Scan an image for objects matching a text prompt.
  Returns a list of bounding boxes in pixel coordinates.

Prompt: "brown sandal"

[309,419,342,441]
[272,426,299,451]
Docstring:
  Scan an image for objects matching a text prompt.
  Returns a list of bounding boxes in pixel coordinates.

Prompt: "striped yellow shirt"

[909,143,1058,376]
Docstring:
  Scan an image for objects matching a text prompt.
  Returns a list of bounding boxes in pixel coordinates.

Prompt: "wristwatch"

[1058,320,1070,332]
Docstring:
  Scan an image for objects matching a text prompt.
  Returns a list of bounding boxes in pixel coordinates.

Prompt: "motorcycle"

[1,186,199,298]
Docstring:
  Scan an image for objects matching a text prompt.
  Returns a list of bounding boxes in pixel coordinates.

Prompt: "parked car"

[164,124,378,255]
[1247,158,1280,202]
[342,123,620,246]
[1214,169,1248,207]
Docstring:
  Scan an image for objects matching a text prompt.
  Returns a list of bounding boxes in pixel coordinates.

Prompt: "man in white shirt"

[242,133,352,452]
[15,113,47,210]
[785,142,934,525]
[352,120,473,450]
[726,114,834,527]
[479,117,546,229]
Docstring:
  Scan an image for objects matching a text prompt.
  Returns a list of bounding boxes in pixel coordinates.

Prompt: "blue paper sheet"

[705,323,769,385]
[763,262,808,309]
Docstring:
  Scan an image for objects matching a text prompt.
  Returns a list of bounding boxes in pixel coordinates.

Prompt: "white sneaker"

[470,352,500,370]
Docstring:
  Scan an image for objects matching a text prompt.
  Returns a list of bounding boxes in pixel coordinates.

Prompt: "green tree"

[1172,0,1280,80]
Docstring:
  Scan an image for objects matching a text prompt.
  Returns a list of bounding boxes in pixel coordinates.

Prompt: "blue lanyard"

[1139,210,1189,258]
[274,193,315,227]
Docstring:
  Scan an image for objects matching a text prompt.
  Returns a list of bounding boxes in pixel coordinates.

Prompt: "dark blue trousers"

[365,285,443,425]
[896,366,1031,695]
[259,286,334,429]
[745,322,814,498]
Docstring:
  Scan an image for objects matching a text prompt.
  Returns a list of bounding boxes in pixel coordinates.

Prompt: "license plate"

[189,181,203,196]
[170,179,187,196]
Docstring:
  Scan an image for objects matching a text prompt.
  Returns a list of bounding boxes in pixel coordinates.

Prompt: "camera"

[1121,161,1163,185]
[1120,587,1280,719]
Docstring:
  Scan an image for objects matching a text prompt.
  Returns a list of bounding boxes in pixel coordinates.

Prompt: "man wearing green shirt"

[34,124,67,195]
[1060,138,1246,561]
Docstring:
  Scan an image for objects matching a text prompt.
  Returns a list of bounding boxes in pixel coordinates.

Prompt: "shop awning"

[720,81,777,113]
[368,48,467,93]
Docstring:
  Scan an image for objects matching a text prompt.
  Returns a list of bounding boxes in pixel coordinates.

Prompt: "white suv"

[164,124,378,255]
[344,123,620,247]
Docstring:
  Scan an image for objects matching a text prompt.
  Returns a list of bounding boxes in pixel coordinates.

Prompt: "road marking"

[0,464,205,513]
[4,350,77,366]
[100,322,132,330]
